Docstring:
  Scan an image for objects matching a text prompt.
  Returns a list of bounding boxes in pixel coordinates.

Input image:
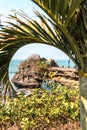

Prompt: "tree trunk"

[79,75,87,130]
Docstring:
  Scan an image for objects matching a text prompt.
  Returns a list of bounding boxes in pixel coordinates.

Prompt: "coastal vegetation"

[0,0,87,129]
[0,83,80,130]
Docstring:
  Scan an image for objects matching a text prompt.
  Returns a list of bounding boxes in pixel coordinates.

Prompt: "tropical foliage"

[0,0,87,129]
[0,83,79,130]
[0,0,87,95]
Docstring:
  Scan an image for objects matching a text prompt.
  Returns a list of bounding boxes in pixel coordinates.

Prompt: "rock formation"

[11,54,79,88]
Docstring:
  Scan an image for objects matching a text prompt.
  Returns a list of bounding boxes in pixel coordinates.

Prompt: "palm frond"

[0,0,87,99]
[31,0,83,25]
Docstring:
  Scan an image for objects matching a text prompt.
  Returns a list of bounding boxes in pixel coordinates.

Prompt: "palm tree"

[0,0,87,129]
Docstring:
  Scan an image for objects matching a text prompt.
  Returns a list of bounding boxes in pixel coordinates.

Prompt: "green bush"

[0,83,79,129]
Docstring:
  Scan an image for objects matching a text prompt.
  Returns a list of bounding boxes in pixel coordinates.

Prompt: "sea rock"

[11,54,79,88]
[12,54,52,88]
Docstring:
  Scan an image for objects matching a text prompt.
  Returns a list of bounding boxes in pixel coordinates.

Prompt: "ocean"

[9,59,75,79]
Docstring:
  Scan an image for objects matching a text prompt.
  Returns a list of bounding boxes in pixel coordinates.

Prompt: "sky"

[12,43,69,60]
[0,0,69,60]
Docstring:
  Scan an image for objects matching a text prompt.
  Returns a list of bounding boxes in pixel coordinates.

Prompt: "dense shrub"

[0,83,79,130]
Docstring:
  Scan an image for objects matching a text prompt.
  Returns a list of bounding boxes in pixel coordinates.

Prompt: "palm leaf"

[0,0,87,99]
[31,0,83,25]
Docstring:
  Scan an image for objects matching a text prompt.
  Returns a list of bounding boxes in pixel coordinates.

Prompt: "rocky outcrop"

[12,54,51,88]
[48,67,79,87]
[11,54,79,88]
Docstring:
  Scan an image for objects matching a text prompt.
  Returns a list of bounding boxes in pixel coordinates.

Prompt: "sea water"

[9,59,75,79]
[9,59,22,78]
